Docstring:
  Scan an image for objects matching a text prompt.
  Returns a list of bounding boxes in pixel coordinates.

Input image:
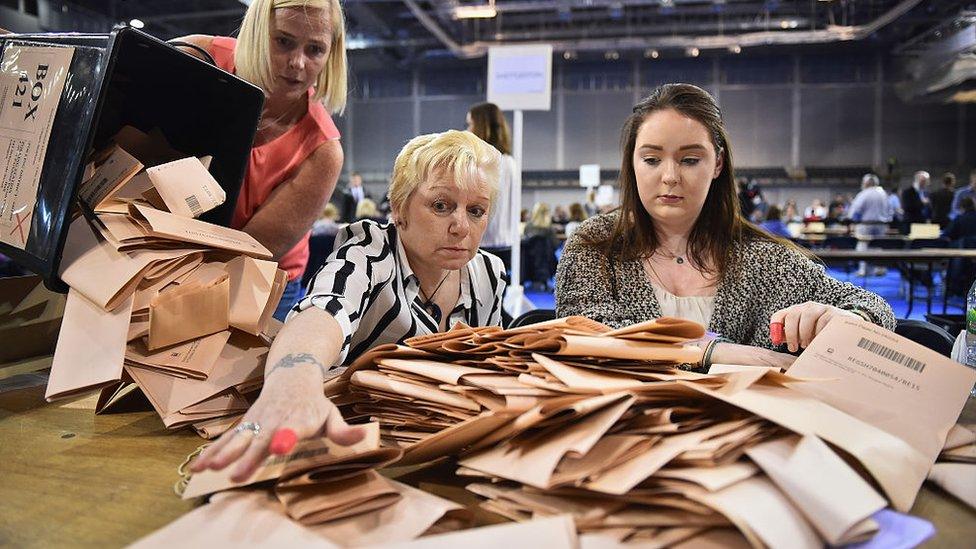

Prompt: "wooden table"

[1,373,975,548]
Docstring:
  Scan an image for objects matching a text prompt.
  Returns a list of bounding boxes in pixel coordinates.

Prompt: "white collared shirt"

[292,220,507,365]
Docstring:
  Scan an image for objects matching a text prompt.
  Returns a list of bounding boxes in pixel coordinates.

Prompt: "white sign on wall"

[487,44,553,111]
[579,164,600,188]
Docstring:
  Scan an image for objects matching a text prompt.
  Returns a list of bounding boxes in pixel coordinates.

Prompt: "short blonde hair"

[388,130,501,217]
[356,198,378,219]
[235,0,348,114]
[322,202,338,219]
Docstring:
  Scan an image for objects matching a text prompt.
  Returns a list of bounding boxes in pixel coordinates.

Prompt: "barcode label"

[185,194,202,215]
[857,337,926,373]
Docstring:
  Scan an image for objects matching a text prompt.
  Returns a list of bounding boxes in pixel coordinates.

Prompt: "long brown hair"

[468,102,511,155]
[597,83,793,278]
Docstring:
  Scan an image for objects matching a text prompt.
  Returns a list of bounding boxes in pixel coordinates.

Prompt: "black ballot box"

[0,26,264,291]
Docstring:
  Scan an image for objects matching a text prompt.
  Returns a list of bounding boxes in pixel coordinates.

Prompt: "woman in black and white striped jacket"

[192,130,506,479]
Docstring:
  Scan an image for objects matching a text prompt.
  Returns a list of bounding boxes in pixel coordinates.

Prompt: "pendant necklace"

[418,271,452,323]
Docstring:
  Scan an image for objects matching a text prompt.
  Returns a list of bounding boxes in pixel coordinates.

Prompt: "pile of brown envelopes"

[45,129,288,438]
[145,422,470,548]
[319,316,976,548]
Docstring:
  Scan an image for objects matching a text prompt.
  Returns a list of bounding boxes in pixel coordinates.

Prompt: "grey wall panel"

[562,92,633,169]
[523,108,559,170]
[349,99,415,175]
[719,87,792,167]
[419,96,481,134]
[799,86,874,166]
[641,58,713,88]
[881,86,959,167]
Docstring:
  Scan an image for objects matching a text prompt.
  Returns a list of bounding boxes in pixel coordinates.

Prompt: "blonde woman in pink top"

[177,0,347,320]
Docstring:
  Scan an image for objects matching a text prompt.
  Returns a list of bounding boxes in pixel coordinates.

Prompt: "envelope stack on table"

[318,316,976,548]
[44,130,288,438]
[136,422,471,548]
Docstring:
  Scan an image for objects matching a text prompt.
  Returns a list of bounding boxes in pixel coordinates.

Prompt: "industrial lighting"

[129,19,145,29]
[780,20,790,29]
[604,50,620,60]
[455,1,497,19]
[660,0,675,7]
[687,47,700,57]
[644,49,659,59]
[729,44,742,54]
[563,50,577,60]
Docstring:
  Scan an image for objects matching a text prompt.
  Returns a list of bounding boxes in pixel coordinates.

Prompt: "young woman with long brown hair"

[556,84,894,368]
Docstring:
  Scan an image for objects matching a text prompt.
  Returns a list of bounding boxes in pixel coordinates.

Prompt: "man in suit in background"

[339,172,369,223]
[929,172,956,229]
[900,170,930,227]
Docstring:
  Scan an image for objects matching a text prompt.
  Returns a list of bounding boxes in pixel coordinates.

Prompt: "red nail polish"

[270,428,298,455]
[770,322,785,346]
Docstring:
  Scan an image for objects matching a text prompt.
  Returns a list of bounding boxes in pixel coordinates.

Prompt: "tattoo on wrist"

[267,353,328,378]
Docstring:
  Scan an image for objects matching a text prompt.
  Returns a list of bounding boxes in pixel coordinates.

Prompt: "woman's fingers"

[229,426,278,482]
[797,303,824,349]
[323,404,366,446]
[782,308,802,353]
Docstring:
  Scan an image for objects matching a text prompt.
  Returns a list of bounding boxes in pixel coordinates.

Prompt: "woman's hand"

[710,342,797,370]
[770,301,861,353]
[189,357,363,482]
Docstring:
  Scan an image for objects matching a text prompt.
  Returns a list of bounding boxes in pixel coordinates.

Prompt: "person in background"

[564,202,589,239]
[782,199,801,223]
[584,189,599,217]
[556,84,893,370]
[849,173,893,277]
[552,205,570,235]
[803,199,826,221]
[339,172,370,223]
[943,197,976,242]
[192,130,506,480]
[467,102,518,274]
[523,202,559,291]
[760,205,792,238]
[951,169,976,220]
[929,172,956,229]
[354,198,386,224]
[175,0,347,321]
[886,186,903,227]
[311,202,341,236]
[519,208,529,235]
[901,170,930,225]
[828,193,847,218]
[737,177,763,221]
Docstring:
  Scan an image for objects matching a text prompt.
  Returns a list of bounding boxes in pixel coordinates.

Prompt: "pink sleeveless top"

[209,37,341,281]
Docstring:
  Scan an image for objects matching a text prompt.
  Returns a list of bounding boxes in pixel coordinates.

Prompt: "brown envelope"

[145,157,226,218]
[460,393,636,489]
[226,255,287,336]
[687,476,822,549]
[129,204,272,259]
[111,126,184,167]
[381,515,578,549]
[59,216,201,310]
[532,353,646,392]
[789,317,976,463]
[77,144,143,209]
[129,490,338,549]
[309,479,469,547]
[148,267,229,349]
[275,470,402,525]
[679,378,930,512]
[126,330,231,380]
[399,411,519,466]
[927,462,976,509]
[126,329,269,420]
[601,317,706,342]
[45,290,133,401]
[745,435,886,545]
[350,370,482,412]
[653,462,758,492]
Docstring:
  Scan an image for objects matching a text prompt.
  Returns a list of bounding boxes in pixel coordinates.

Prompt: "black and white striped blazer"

[293,220,507,365]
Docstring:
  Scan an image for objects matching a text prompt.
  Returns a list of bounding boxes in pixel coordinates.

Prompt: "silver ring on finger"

[234,421,262,437]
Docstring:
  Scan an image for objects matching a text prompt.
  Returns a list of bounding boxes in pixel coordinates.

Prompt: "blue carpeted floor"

[522,267,966,321]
